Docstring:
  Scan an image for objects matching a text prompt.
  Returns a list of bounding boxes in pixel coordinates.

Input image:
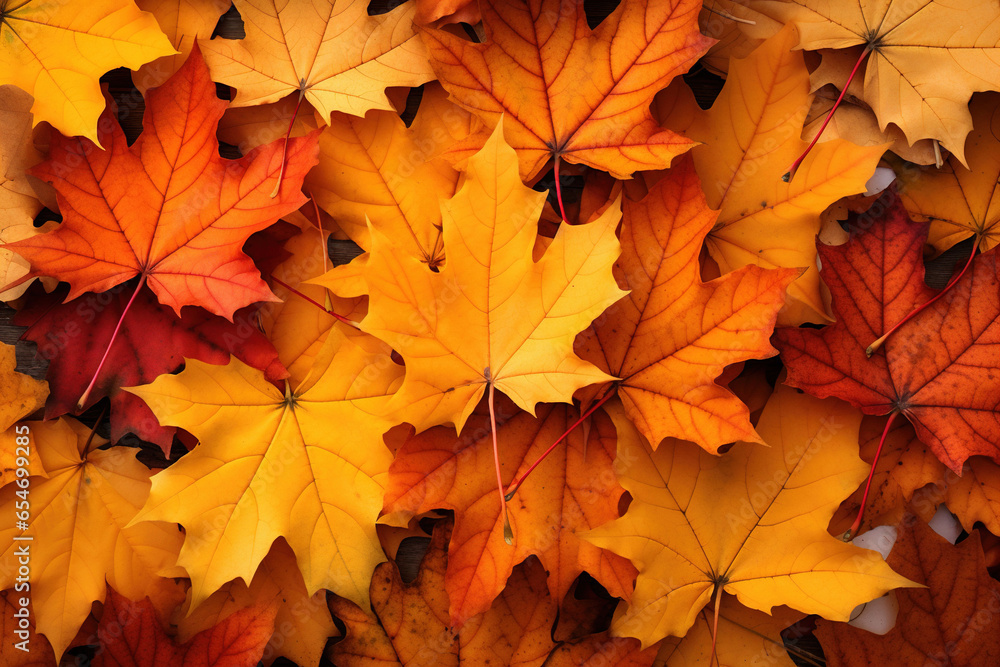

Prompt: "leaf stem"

[269,275,356,327]
[488,380,514,545]
[77,275,147,410]
[783,45,871,183]
[308,191,328,274]
[844,410,900,541]
[504,386,615,501]
[703,4,756,25]
[553,155,569,223]
[867,237,979,356]
[270,87,305,198]
[710,582,723,667]
[83,404,109,455]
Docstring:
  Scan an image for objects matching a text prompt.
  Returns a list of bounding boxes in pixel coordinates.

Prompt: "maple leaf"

[422,0,712,181]
[329,520,658,666]
[0,343,47,432]
[360,122,626,433]
[0,85,56,302]
[654,595,804,667]
[574,156,797,453]
[304,83,471,270]
[815,517,1000,666]
[177,539,338,667]
[199,0,436,122]
[127,325,403,609]
[0,418,186,660]
[133,0,231,93]
[94,587,276,667]
[0,0,175,142]
[381,394,636,625]
[897,92,1000,255]
[0,591,55,667]
[658,26,885,325]
[751,0,1000,166]
[582,387,915,646]
[14,283,286,454]
[4,47,319,319]
[774,195,1000,472]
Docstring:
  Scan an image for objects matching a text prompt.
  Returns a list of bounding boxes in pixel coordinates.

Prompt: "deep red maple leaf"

[15,283,286,454]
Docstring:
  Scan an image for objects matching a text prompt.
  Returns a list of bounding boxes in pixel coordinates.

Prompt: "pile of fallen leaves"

[3,0,1000,665]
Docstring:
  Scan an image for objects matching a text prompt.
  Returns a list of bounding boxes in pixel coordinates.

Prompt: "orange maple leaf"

[422,0,712,180]
[176,540,338,667]
[831,417,1000,539]
[655,595,804,667]
[381,395,636,626]
[0,343,46,432]
[5,47,319,319]
[0,85,57,302]
[575,156,797,452]
[0,418,186,660]
[816,517,1000,666]
[133,0,231,93]
[304,83,470,270]
[0,591,55,667]
[127,326,403,610]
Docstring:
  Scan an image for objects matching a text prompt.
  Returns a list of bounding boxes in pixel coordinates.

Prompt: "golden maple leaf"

[583,387,916,646]
[659,26,885,325]
[0,0,174,142]
[199,0,436,122]
[752,0,1000,166]
[127,326,403,609]
[359,121,627,433]
[0,419,186,660]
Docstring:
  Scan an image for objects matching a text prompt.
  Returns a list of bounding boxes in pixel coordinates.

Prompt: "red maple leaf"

[775,196,1000,472]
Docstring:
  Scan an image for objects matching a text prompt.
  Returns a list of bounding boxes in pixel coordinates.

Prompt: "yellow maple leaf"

[660,26,885,325]
[0,0,175,142]
[583,387,917,647]
[0,418,185,660]
[360,121,627,433]
[127,325,403,609]
[199,0,435,122]
[752,0,1000,166]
